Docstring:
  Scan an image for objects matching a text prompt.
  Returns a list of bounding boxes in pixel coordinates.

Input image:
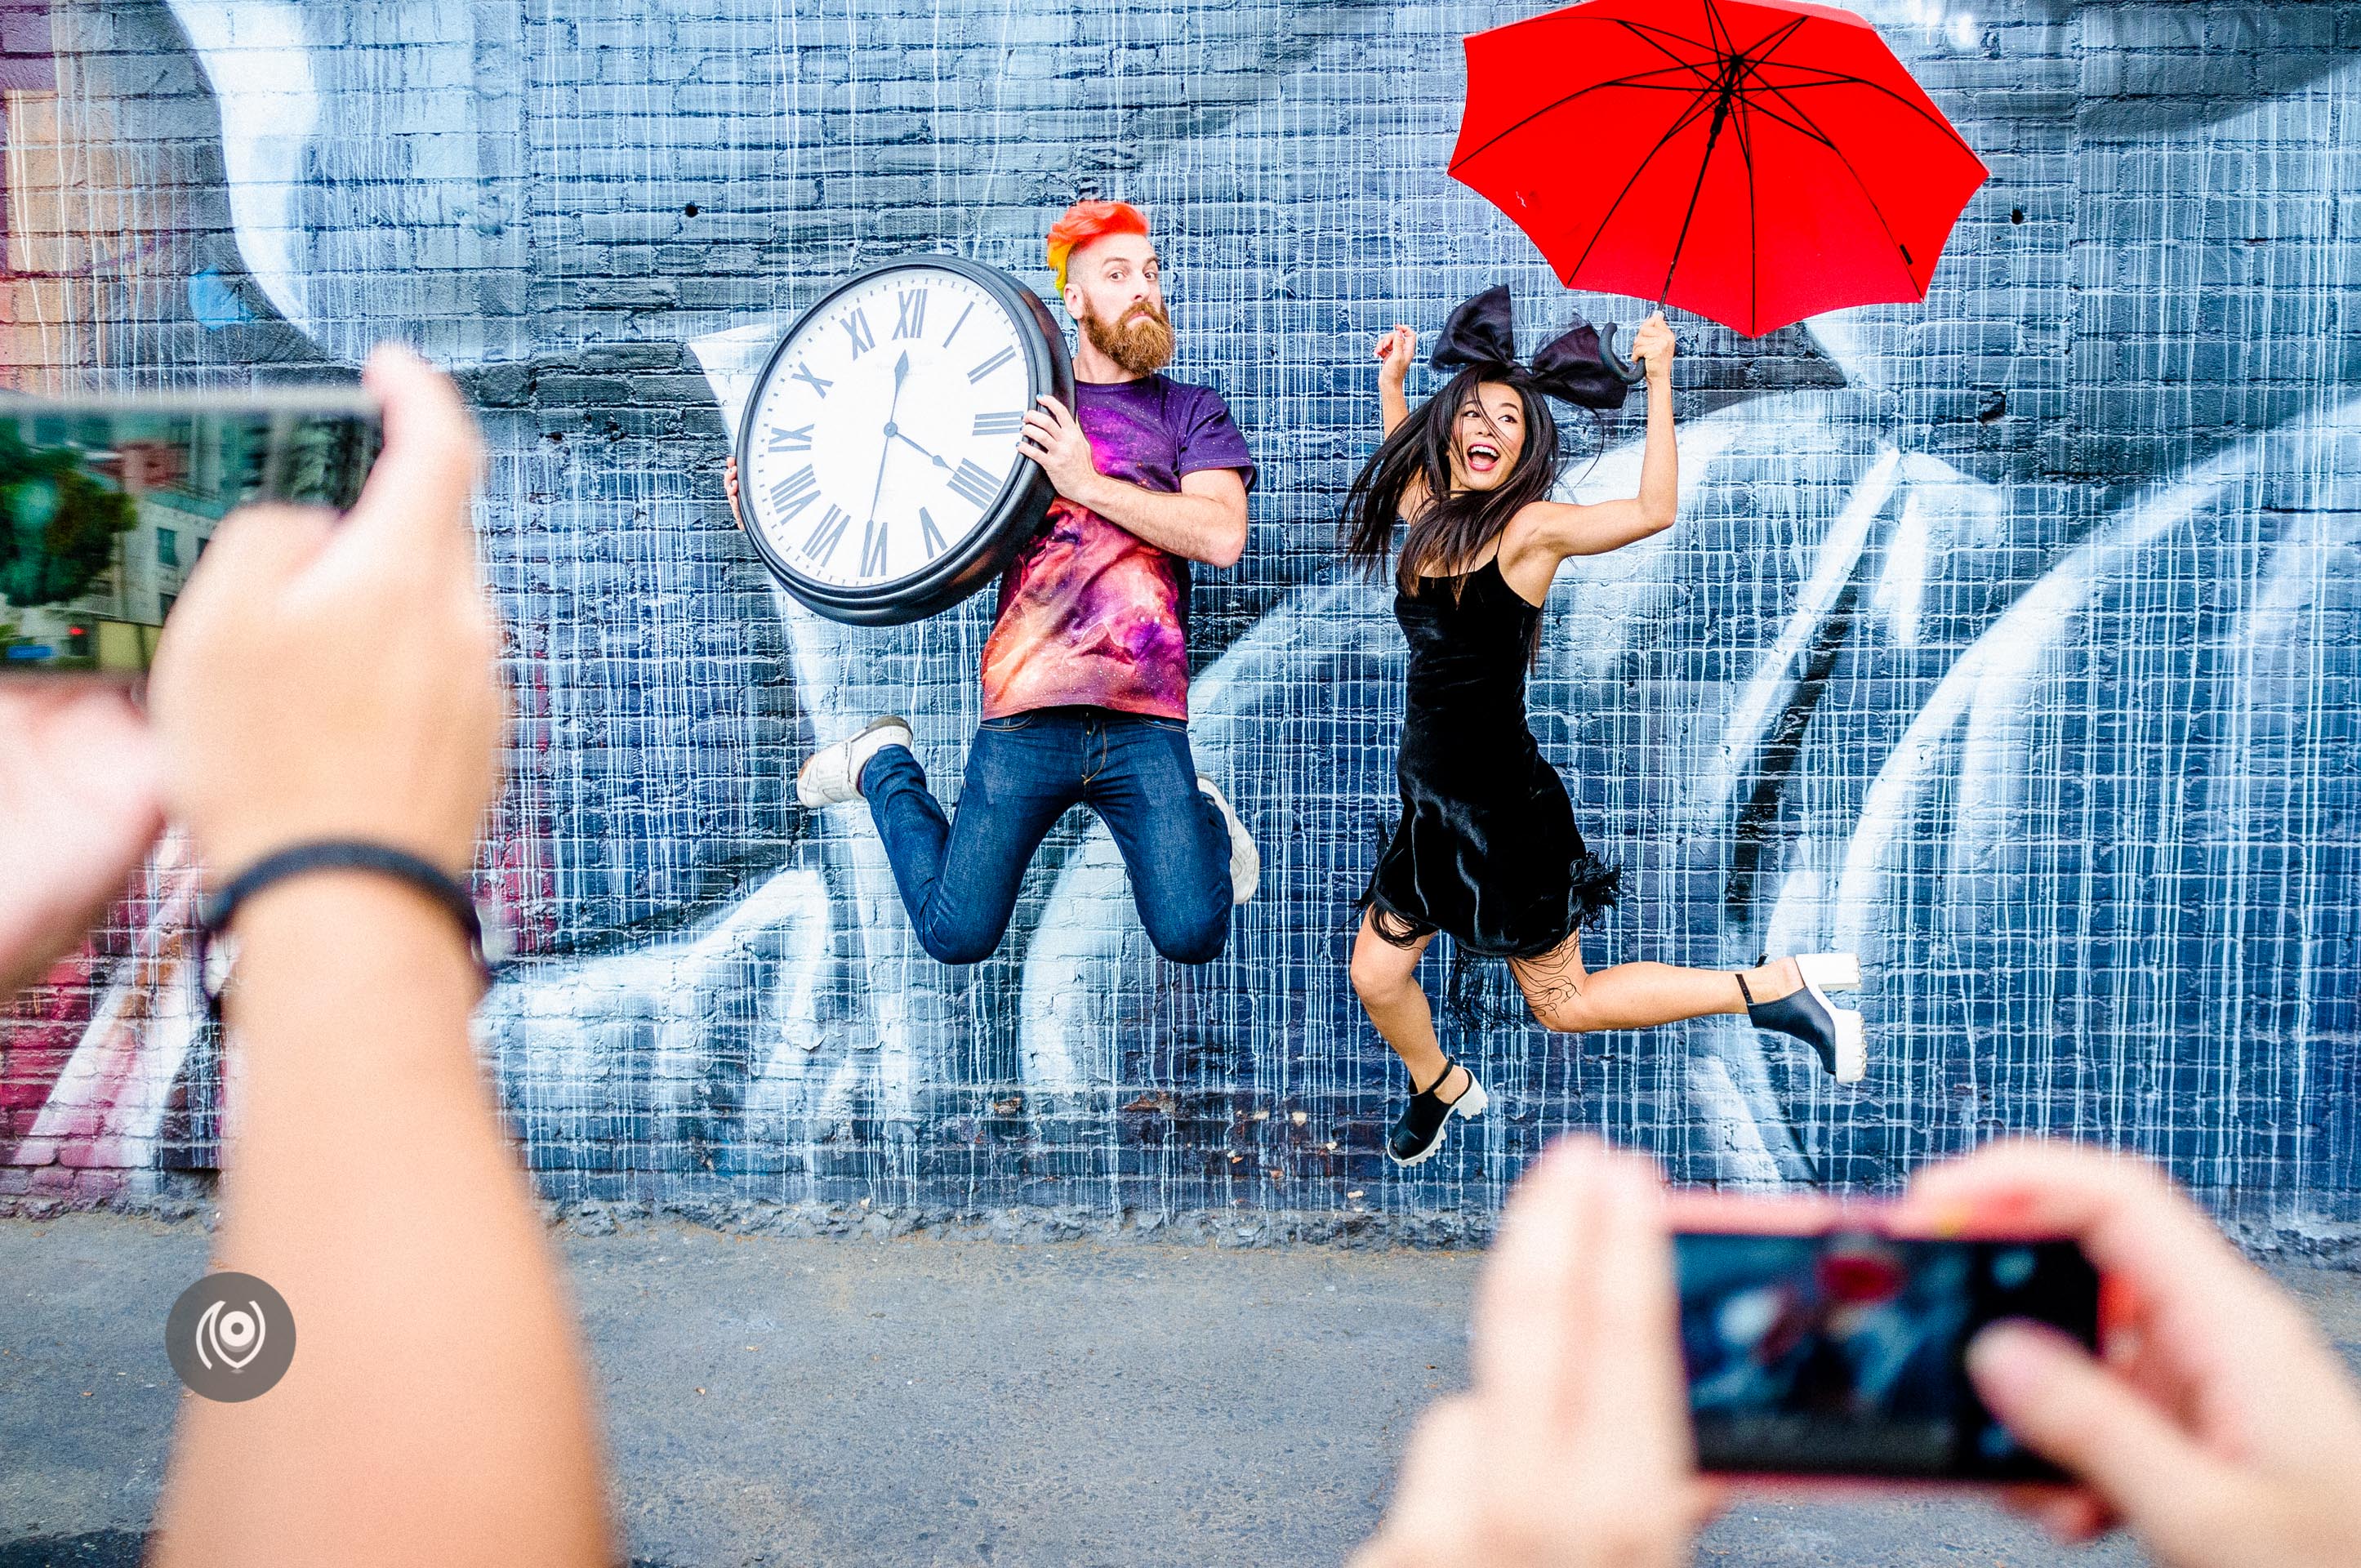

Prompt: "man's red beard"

[1081,300,1174,376]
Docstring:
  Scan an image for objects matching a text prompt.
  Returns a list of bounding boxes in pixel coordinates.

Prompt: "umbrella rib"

[1740,10,1821,69]
[1558,89,1729,284]
[1732,72,1761,332]
[1449,63,1733,172]
[1739,58,1986,158]
[1744,76,1928,292]
[1726,86,1844,152]
[1646,0,1792,305]
[1600,16,1724,78]
[1711,7,1812,83]
[1655,12,1751,306]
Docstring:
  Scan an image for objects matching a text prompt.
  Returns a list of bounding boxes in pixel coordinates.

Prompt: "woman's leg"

[1508,935,1808,1035]
[1348,910,1469,1101]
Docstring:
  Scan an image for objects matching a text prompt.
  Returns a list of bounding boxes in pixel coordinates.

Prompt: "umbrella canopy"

[1450,0,1989,338]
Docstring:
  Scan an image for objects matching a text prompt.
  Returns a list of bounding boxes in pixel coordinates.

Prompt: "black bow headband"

[1428,284,1634,412]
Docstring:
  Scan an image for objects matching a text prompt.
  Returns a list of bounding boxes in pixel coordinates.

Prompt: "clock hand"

[864,350,915,527]
[891,427,952,471]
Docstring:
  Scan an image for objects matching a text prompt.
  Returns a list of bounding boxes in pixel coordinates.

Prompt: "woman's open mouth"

[1464,441,1502,475]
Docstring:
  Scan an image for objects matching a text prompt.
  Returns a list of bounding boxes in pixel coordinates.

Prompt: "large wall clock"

[735,255,1075,626]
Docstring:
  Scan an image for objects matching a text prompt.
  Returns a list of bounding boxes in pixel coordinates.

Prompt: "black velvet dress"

[1363,557,1621,957]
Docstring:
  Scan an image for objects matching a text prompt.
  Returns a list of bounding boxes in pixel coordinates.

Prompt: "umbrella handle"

[1597,322,1650,385]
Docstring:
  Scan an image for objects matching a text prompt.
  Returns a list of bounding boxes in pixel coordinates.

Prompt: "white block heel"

[1796,952,1863,992]
[1831,1007,1866,1085]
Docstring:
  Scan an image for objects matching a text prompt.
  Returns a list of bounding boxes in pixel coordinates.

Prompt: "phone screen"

[1675,1229,2100,1481]
[0,392,381,675]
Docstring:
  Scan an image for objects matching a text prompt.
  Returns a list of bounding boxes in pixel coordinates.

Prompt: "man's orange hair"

[1046,199,1151,295]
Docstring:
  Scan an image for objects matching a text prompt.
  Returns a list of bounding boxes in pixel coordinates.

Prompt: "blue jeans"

[861,706,1233,966]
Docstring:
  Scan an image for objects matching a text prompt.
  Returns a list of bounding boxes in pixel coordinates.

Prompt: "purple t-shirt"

[978,374,1255,720]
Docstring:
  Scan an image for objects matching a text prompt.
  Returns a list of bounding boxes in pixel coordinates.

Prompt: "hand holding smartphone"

[0,365,439,1003]
[0,388,378,991]
[1356,1138,2361,1568]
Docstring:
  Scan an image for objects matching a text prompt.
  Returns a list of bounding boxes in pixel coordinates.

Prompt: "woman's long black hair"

[1341,286,1633,630]
[1339,365,1566,594]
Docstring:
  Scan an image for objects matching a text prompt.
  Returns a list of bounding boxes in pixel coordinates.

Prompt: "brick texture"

[1,1,2355,1228]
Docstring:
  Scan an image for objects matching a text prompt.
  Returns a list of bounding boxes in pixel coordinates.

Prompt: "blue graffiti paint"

[184,270,252,331]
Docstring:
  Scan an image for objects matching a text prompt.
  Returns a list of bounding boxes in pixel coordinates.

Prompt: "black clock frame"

[735,254,1076,627]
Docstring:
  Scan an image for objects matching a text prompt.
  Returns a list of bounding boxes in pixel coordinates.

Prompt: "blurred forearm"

[151,875,614,1568]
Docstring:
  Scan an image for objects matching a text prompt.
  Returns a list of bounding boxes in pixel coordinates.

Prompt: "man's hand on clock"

[1019,394,1102,506]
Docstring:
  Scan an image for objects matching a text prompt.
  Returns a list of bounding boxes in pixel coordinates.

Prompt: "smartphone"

[1675,1227,2100,1483]
[0,390,382,676]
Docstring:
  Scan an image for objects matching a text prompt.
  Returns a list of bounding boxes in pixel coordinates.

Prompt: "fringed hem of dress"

[1359,852,1624,1036]
[1359,848,1624,957]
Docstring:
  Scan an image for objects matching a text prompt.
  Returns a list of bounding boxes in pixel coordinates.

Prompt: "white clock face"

[742,265,1037,593]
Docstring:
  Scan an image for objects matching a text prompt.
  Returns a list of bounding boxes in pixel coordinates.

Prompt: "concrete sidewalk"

[2,1214,2355,1566]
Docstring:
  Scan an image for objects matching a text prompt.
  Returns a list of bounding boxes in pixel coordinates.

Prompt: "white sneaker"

[1197,775,1259,906]
[796,716,912,808]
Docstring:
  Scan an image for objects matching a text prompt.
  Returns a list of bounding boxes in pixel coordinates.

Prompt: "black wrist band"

[197,841,491,982]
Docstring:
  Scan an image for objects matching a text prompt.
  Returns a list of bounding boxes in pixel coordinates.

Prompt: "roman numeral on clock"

[789,363,832,398]
[942,301,975,349]
[840,308,876,359]
[973,411,1024,437]
[947,459,1000,508]
[893,289,927,341]
[860,519,890,577]
[967,346,1017,384]
[919,507,948,557]
[768,466,821,523]
[766,423,813,453]
[803,503,853,565]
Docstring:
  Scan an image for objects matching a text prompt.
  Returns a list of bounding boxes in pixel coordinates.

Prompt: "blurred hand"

[0,684,163,994]
[149,345,503,884]
[724,455,743,530]
[1630,313,1676,385]
[1375,325,1418,385]
[1907,1143,2361,1568]
[1353,1140,1708,1568]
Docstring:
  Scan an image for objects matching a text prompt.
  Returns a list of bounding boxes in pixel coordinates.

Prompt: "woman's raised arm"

[1376,325,1418,438]
[1512,314,1679,570]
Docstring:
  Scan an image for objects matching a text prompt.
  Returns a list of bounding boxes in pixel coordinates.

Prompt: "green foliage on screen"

[0,423,137,607]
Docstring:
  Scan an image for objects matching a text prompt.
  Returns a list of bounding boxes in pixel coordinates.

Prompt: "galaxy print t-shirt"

[978,373,1254,721]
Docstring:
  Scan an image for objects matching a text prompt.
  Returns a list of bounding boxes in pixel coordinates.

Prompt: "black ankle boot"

[1738,955,1867,1084]
[1387,1058,1490,1167]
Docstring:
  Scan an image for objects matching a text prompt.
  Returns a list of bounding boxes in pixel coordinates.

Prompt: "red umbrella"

[1450,0,1989,341]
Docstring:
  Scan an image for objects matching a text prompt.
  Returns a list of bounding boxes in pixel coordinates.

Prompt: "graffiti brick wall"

[3,1,2357,1227]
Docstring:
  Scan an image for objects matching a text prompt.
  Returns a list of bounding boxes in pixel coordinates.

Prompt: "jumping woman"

[1342,286,1866,1168]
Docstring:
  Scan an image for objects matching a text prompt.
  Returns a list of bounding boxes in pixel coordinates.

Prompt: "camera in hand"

[1676,1228,2100,1482]
[0,390,381,675]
